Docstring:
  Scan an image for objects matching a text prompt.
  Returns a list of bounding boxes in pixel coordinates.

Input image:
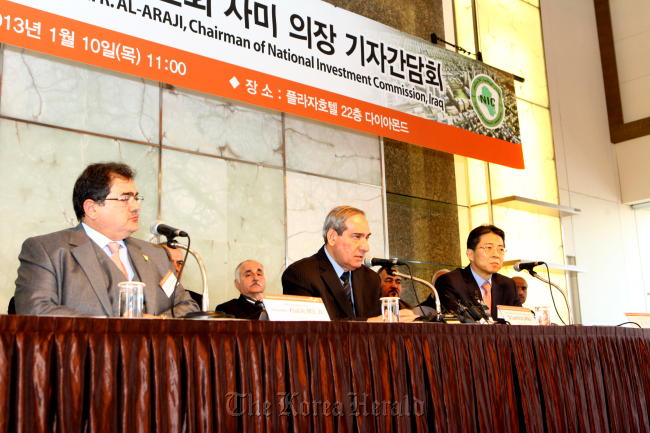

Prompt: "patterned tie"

[107,242,129,279]
[341,271,352,306]
[482,281,492,312]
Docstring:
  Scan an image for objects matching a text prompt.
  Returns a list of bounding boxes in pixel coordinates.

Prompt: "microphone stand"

[167,240,226,319]
[528,270,574,325]
[391,271,457,323]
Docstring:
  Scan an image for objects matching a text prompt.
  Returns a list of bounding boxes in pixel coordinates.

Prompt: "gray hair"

[322,206,365,244]
[235,260,264,281]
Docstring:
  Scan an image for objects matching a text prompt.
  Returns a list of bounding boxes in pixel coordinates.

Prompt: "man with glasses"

[14,162,199,317]
[435,224,522,319]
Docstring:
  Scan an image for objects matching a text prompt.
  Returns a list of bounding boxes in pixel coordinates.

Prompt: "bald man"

[513,276,528,305]
[414,269,450,313]
[215,260,266,319]
[432,269,450,287]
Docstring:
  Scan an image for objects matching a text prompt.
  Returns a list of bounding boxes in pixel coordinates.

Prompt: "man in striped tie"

[434,224,522,319]
[282,206,416,321]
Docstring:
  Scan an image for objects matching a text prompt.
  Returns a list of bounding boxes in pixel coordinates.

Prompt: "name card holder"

[496,305,538,326]
[261,294,331,322]
[624,313,650,328]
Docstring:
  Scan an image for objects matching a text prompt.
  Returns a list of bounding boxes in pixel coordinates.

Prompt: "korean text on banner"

[0,0,524,168]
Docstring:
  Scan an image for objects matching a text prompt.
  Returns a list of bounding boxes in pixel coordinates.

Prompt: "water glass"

[534,306,550,326]
[118,282,145,318]
[380,297,400,323]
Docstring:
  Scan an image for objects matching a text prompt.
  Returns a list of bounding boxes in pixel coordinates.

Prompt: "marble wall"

[2,45,160,143]
[322,0,445,43]
[0,45,386,312]
[383,138,463,305]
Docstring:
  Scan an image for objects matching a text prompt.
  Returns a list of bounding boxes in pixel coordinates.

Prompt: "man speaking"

[14,162,198,317]
[282,206,415,321]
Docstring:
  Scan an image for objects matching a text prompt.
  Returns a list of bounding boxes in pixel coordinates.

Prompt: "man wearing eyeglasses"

[435,224,522,319]
[14,162,199,317]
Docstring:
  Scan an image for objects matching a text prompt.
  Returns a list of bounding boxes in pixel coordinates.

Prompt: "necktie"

[341,271,352,306]
[482,281,492,312]
[108,242,129,279]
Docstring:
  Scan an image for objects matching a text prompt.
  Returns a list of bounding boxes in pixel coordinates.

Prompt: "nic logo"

[470,74,505,129]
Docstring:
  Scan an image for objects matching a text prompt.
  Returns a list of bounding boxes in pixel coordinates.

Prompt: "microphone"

[150,220,189,238]
[455,302,477,324]
[363,255,406,268]
[462,301,483,322]
[439,293,478,324]
[242,300,265,320]
[473,293,495,324]
[514,261,545,272]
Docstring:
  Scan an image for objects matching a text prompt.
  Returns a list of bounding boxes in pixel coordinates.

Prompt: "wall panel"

[1,46,159,143]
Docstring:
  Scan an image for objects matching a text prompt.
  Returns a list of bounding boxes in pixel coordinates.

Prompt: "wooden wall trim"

[593,0,650,143]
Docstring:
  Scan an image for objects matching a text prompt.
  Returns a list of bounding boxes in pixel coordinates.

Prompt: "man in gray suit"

[14,162,199,318]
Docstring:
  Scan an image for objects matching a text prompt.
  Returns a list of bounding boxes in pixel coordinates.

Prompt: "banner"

[0,0,524,168]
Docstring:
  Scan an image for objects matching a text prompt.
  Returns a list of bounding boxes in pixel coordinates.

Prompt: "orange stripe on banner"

[0,0,525,169]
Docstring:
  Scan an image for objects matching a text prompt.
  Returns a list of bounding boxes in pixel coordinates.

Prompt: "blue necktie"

[341,271,352,306]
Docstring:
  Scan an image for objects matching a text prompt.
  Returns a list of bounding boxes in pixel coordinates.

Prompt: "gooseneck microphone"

[150,220,189,238]
[460,300,482,322]
[363,255,406,268]
[473,293,495,324]
[454,301,478,324]
[514,261,545,272]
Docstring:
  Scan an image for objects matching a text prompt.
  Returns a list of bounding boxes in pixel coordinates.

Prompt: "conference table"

[0,315,647,432]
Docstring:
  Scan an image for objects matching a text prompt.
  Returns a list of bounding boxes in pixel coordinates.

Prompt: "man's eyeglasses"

[475,246,507,255]
[104,196,144,206]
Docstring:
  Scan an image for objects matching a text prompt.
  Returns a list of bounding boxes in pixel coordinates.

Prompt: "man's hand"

[398,309,418,322]
[367,309,419,323]
[142,313,167,319]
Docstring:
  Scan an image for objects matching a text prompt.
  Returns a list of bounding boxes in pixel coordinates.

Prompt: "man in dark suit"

[163,243,203,307]
[14,162,198,317]
[435,224,522,319]
[377,267,412,310]
[215,260,266,319]
[282,206,416,321]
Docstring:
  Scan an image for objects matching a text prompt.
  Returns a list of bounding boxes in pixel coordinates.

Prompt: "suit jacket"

[435,265,522,319]
[282,246,382,320]
[14,224,199,317]
[215,295,263,320]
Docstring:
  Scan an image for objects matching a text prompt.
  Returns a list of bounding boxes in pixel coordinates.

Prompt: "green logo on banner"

[470,74,505,129]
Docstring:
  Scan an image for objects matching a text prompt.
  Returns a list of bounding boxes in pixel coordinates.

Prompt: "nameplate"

[496,305,538,326]
[261,294,331,322]
[624,313,650,328]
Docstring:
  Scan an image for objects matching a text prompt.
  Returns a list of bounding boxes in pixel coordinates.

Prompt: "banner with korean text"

[0,0,524,168]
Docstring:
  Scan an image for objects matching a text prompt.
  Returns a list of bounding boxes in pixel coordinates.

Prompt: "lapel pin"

[143,254,149,261]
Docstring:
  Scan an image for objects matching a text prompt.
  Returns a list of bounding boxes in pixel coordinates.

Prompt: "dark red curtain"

[0,316,648,433]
